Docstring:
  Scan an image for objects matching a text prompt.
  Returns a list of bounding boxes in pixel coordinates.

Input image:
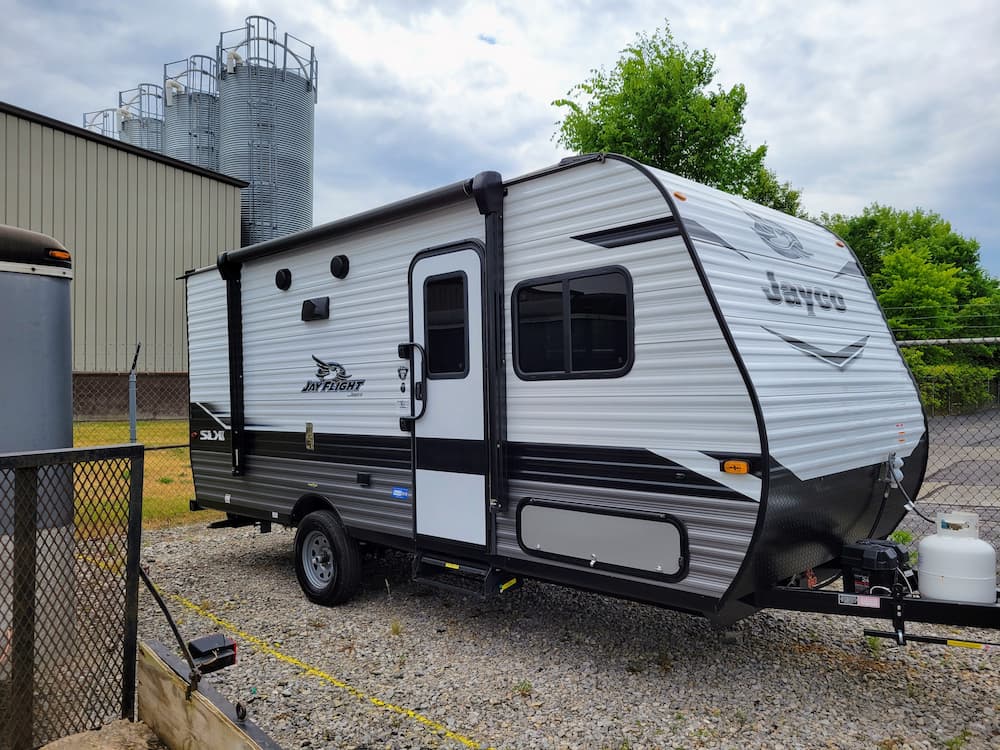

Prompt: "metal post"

[11,466,37,750]
[120,447,144,719]
[128,343,141,443]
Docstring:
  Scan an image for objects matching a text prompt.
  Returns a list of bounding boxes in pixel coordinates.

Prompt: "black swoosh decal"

[683,219,750,260]
[571,217,680,248]
[834,260,864,278]
[762,326,869,369]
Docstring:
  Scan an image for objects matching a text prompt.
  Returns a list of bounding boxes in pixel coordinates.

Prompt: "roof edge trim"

[217,177,475,273]
[0,99,248,188]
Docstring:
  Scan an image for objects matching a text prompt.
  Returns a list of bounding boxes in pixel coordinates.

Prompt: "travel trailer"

[186,153,984,633]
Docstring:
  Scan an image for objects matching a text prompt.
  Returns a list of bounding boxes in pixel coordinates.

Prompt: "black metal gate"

[0,444,143,749]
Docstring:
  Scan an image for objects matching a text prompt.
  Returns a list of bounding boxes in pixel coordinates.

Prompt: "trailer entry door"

[409,245,488,548]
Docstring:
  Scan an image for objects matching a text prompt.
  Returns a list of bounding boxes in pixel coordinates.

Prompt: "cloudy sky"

[3,0,999,273]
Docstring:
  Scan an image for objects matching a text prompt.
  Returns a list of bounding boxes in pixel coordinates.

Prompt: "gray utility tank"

[118,83,164,154]
[164,55,221,171]
[0,225,73,453]
[218,15,317,246]
[0,225,76,682]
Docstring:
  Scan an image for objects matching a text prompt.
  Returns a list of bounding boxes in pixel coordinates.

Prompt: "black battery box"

[841,539,910,595]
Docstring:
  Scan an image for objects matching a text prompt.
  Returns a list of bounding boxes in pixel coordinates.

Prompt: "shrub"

[910,363,998,414]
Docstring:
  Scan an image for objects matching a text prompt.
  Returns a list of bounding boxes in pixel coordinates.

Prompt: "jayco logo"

[762,271,846,316]
[301,355,366,395]
[747,211,810,259]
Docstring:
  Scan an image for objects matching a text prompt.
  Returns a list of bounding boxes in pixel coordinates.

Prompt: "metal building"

[218,15,317,246]
[118,84,164,154]
[0,100,244,416]
[164,55,220,171]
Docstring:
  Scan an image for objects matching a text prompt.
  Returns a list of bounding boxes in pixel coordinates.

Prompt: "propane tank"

[918,512,997,603]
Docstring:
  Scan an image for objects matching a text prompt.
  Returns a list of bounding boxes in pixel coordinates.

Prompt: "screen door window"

[424,272,469,378]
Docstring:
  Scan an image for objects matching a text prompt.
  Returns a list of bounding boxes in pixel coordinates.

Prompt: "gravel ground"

[138,523,1000,750]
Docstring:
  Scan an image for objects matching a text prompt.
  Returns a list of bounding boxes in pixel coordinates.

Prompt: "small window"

[425,273,468,378]
[514,268,633,379]
[516,281,563,373]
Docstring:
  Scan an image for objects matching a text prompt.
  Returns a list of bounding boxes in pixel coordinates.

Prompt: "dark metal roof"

[0,224,71,268]
[0,99,248,188]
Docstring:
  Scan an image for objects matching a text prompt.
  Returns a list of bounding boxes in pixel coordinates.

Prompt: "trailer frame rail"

[751,585,1000,636]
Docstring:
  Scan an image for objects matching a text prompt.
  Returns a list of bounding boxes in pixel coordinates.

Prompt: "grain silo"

[82,109,118,139]
[163,55,220,171]
[118,84,164,154]
[217,15,317,246]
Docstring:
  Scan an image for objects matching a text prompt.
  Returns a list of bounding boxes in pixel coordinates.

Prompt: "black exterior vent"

[275,268,292,290]
[330,255,350,279]
[301,297,330,321]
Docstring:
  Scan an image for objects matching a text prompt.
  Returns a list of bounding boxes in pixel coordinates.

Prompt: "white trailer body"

[185,154,927,623]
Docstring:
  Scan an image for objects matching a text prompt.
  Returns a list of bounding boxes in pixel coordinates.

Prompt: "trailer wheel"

[294,510,361,605]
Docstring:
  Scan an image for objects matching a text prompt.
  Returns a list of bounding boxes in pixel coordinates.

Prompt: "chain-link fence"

[72,373,211,528]
[895,372,1000,569]
[74,373,189,421]
[0,444,143,749]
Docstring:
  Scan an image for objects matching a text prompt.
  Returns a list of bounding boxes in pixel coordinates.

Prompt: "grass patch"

[74,419,189,448]
[944,729,973,750]
[74,420,222,528]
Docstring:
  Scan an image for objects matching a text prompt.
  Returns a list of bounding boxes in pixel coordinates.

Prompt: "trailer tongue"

[753,514,998,648]
[754,583,1000,648]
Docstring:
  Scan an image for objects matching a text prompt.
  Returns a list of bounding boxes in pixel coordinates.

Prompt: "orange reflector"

[722,460,750,475]
[835,241,845,248]
[673,191,687,201]
[48,249,71,261]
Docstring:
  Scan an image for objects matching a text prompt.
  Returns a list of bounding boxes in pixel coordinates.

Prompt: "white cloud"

[2,0,998,270]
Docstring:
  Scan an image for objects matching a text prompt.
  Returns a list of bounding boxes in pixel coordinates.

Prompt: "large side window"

[514,267,633,379]
[425,272,469,378]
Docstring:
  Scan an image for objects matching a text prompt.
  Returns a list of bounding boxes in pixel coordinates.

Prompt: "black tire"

[293,510,361,605]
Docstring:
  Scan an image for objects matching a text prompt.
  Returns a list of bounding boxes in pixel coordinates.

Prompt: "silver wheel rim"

[302,529,336,589]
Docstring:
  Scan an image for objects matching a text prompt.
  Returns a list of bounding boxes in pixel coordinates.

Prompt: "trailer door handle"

[397,341,428,430]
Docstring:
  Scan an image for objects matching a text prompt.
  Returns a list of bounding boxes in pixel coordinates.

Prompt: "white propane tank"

[918,512,997,603]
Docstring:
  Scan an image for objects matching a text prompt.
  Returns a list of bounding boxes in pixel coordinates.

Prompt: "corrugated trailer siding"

[186,270,232,417]
[504,160,760,453]
[238,203,484,436]
[186,268,233,508]
[498,158,762,599]
[186,268,364,529]
[650,167,925,481]
[188,201,483,533]
[0,108,241,373]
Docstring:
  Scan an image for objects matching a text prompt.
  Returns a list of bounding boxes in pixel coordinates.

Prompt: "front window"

[514,267,633,379]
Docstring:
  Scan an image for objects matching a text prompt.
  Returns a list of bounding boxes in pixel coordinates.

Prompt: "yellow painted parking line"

[75,553,125,575]
[163,590,496,750]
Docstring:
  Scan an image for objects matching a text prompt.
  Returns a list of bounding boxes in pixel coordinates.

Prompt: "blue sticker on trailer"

[391,487,410,500]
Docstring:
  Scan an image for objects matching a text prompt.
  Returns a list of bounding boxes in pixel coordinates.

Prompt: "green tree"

[834,206,1000,385]
[553,25,801,215]
[821,204,993,300]
[873,245,965,341]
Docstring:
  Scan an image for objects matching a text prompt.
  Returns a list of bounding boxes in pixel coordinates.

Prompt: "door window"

[424,272,469,378]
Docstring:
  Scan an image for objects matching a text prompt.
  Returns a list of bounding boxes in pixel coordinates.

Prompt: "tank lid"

[0,225,72,269]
